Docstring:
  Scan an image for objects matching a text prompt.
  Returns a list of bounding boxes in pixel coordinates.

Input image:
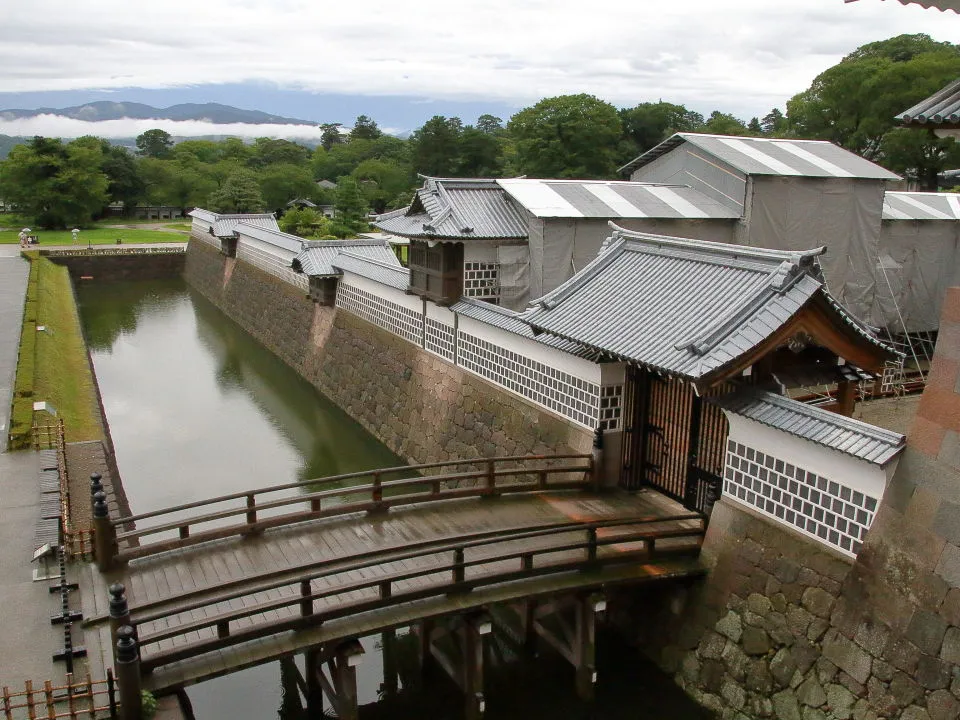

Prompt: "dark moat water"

[76,277,711,720]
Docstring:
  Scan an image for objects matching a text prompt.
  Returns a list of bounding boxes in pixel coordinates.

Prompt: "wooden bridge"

[78,453,706,719]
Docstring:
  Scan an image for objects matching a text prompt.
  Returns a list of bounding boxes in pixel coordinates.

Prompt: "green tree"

[507,94,623,178]
[0,136,109,227]
[320,123,344,150]
[172,140,221,164]
[786,33,960,182]
[410,116,464,177]
[250,138,310,168]
[458,119,505,177]
[351,158,414,212]
[259,163,317,211]
[761,108,787,135]
[208,168,265,213]
[99,141,145,211]
[332,176,369,237]
[350,115,382,141]
[881,127,960,191]
[748,117,762,133]
[619,102,704,158]
[702,111,750,136]
[279,206,331,238]
[135,129,174,159]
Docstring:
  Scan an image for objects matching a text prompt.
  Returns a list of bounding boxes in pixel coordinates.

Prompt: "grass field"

[8,254,104,448]
[0,227,187,245]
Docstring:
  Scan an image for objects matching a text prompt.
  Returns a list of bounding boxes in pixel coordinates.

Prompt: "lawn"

[0,227,187,245]
[8,254,104,449]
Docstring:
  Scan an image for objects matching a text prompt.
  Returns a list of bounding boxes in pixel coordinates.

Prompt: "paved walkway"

[0,250,73,685]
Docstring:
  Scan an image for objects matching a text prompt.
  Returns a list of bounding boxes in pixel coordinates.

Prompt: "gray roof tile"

[331,251,410,291]
[521,224,894,381]
[294,240,399,277]
[235,222,304,253]
[375,178,528,240]
[712,389,905,465]
[898,78,960,127]
[620,133,900,180]
[451,298,601,360]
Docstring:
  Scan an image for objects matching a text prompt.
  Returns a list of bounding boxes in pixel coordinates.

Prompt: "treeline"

[1,34,957,234]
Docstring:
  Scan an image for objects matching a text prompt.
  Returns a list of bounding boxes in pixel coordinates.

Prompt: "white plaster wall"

[724,413,895,500]
[463,241,499,264]
[457,314,602,385]
[425,303,456,326]
[341,272,424,314]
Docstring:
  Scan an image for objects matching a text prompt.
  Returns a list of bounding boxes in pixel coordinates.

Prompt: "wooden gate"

[620,368,729,513]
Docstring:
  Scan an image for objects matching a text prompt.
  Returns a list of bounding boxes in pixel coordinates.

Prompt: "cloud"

[0,0,954,119]
[0,114,332,141]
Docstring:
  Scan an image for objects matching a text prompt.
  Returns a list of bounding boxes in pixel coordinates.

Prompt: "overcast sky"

[0,0,956,136]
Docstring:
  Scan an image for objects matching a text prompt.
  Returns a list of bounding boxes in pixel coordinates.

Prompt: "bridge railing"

[123,512,704,676]
[103,454,595,564]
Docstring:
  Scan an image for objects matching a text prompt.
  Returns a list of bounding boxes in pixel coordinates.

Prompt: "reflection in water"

[76,278,710,720]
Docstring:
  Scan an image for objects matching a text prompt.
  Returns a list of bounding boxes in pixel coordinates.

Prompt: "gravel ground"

[854,394,921,435]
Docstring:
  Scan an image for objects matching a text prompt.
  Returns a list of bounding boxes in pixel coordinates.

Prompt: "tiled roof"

[451,298,601,360]
[374,178,529,241]
[234,223,304,253]
[713,389,905,465]
[294,240,399,277]
[521,224,894,381]
[496,179,740,220]
[620,133,901,180]
[897,78,960,128]
[883,191,960,221]
[331,251,410,291]
[212,213,279,238]
[188,208,217,223]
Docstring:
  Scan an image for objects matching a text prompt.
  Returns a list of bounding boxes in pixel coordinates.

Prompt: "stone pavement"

[0,248,84,687]
[0,247,28,437]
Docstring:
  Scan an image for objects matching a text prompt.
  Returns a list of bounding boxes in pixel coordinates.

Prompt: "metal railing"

[129,513,704,675]
[104,454,595,564]
[1,672,117,720]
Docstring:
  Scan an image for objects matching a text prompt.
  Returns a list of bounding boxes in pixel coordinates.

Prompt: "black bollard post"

[90,472,104,517]
[115,626,142,720]
[109,583,131,651]
[590,428,604,492]
[93,491,116,572]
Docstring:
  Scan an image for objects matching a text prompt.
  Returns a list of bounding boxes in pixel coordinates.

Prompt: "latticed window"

[463,262,501,303]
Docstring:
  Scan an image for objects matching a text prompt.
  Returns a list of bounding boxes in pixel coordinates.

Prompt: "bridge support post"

[115,626,142,720]
[532,593,605,702]
[311,640,364,720]
[590,428,604,492]
[304,648,323,716]
[92,491,116,572]
[423,614,490,719]
[463,614,490,720]
[381,629,399,697]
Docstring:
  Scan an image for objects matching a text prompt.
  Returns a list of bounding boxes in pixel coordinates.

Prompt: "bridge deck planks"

[81,488,701,689]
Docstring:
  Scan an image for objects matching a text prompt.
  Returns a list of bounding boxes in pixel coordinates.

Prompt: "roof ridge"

[608,222,825,265]
[335,249,407,273]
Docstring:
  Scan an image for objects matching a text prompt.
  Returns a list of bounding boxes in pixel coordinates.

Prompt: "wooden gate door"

[620,369,730,512]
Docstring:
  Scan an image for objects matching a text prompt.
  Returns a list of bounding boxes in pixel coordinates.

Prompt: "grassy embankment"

[8,253,103,449]
[0,227,186,245]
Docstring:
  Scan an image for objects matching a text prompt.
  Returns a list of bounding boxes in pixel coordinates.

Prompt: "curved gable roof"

[521,224,896,382]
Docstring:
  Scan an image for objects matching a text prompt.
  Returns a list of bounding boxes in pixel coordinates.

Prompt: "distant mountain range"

[0,101,318,126]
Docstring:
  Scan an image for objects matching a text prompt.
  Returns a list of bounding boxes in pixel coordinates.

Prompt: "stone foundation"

[183,239,592,464]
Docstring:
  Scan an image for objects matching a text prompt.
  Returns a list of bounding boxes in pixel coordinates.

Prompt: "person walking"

[18,229,28,248]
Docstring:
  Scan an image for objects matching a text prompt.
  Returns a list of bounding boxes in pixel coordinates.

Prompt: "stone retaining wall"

[183,239,592,464]
[45,251,185,281]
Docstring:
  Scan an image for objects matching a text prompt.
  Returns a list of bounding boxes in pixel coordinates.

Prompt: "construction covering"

[743,177,887,326]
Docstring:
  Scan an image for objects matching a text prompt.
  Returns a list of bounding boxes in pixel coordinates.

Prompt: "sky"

[0,0,956,138]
